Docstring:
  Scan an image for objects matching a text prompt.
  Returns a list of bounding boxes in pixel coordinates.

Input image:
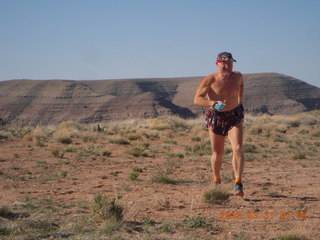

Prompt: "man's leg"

[208,130,225,184]
[227,121,244,195]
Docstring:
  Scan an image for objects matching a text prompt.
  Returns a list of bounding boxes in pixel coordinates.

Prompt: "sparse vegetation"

[0,111,319,239]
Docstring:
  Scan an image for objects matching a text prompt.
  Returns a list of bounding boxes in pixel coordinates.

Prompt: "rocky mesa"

[0,73,319,126]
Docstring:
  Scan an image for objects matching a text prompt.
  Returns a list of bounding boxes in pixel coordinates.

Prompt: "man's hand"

[214,101,226,111]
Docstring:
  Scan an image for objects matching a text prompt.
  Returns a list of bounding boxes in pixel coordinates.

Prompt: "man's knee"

[232,144,243,155]
[211,151,223,162]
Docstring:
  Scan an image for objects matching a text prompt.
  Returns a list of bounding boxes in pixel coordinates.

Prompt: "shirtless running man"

[194,52,245,196]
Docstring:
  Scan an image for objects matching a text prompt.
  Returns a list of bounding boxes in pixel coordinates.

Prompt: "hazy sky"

[1,0,320,87]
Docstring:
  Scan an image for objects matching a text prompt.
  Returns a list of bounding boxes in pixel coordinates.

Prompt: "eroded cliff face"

[0,73,319,126]
[243,73,320,115]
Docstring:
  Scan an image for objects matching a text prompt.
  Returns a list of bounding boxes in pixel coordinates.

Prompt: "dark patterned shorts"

[206,104,244,136]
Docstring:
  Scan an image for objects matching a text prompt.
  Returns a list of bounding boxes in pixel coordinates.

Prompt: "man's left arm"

[238,73,244,104]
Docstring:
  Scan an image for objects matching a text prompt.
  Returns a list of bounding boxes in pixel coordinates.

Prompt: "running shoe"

[233,182,244,196]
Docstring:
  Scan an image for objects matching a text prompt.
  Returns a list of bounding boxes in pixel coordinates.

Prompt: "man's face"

[216,60,233,72]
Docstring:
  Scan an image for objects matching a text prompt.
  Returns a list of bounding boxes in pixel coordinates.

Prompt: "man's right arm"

[193,75,215,107]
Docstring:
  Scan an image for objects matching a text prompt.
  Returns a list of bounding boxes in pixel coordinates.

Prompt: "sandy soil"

[0,116,319,240]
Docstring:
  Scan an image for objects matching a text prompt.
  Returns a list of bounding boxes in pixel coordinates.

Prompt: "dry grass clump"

[92,193,124,222]
[149,119,172,131]
[24,127,54,146]
[52,125,79,144]
[185,140,211,156]
[278,233,309,240]
[155,195,170,210]
[204,187,230,204]
[0,131,12,141]
[148,115,192,132]
[190,125,208,140]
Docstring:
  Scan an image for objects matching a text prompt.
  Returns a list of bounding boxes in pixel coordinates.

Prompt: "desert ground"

[0,111,319,240]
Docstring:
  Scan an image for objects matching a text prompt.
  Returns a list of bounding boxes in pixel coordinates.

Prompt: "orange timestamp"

[218,211,308,220]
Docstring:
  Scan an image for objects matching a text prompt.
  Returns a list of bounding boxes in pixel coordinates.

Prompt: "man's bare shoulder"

[233,71,243,78]
[201,73,216,85]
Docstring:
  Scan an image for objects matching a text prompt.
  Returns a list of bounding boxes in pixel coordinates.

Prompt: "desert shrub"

[278,233,308,240]
[109,138,130,145]
[143,132,159,140]
[0,226,12,236]
[171,119,190,131]
[51,149,65,158]
[102,150,112,157]
[274,135,285,143]
[152,173,178,185]
[233,232,252,240]
[58,137,72,144]
[288,120,301,128]
[243,143,258,153]
[151,122,171,131]
[167,152,184,159]
[160,221,175,233]
[127,147,145,157]
[128,171,140,181]
[191,125,208,140]
[82,135,97,143]
[60,170,68,178]
[184,216,207,228]
[204,188,230,204]
[29,127,51,146]
[22,219,59,233]
[127,134,141,141]
[92,193,123,222]
[250,126,263,135]
[141,142,150,148]
[65,147,77,152]
[185,140,211,156]
[0,133,10,140]
[100,221,122,235]
[9,127,32,138]
[37,160,49,169]
[0,206,15,219]
[142,217,156,226]
[191,136,201,142]
[128,165,144,180]
[59,121,83,130]
[132,167,143,173]
[53,125,79,143]
[293,152,306,160]
[311,131,320,137]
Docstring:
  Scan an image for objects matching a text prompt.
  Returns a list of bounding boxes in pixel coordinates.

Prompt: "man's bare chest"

[211,77,240,94]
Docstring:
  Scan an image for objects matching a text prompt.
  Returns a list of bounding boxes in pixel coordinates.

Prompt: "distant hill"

[0,73,319,126]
